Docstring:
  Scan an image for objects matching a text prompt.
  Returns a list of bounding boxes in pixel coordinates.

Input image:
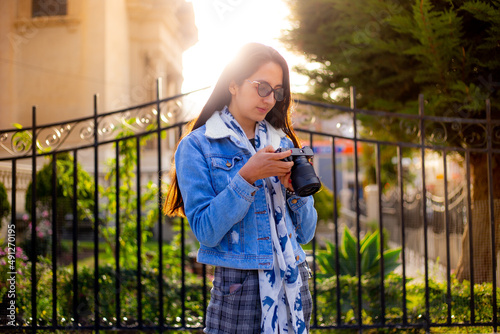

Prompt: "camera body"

[276,146,321,197]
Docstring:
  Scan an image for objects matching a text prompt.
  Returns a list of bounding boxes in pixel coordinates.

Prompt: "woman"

[164,43,317,334]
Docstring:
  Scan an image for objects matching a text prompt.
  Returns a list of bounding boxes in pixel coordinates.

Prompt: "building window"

[32,0,67,17]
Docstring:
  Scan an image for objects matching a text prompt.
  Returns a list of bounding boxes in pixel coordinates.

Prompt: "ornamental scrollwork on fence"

[37,123,76,152]
[12,131,32,154]
[0,97,189,157]
[426,121,449,146]
[493,123,500,146]
[399,119,419,138]
[422,120,497,149]
[79,122,94,141]
[0,129,33,156]
[98,117,116,138]
[458,123,487,148]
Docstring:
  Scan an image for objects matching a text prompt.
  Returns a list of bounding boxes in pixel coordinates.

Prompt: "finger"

[275,149,292,160]
[280,174,294,191]
[262,145,276,153]
[276,169,292,178]
[273,161,293,171]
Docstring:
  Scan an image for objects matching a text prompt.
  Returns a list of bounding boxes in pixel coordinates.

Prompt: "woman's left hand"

[278,172,294,193]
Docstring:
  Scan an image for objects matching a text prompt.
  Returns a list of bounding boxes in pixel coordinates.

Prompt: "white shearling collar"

[205,109,286,150]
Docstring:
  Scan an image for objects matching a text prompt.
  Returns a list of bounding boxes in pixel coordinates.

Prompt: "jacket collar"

[205,108,286,149]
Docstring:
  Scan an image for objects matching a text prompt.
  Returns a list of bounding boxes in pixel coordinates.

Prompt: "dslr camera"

[276,146,321,197]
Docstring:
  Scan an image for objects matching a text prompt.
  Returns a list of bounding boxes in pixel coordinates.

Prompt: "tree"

[25,152,94,219]
[24,152,94,258]
[283,0,500,282]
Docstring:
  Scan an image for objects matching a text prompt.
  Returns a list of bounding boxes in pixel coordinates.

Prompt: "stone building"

[0,0,198,217]
[0,0,197,129]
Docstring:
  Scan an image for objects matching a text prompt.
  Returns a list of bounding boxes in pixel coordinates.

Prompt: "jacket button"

[291,199,298,204]
[251,191,256,196]
[226,162,232,167]
[296,255,300,261]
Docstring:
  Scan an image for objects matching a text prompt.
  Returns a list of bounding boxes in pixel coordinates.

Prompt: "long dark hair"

[163,43,300,217]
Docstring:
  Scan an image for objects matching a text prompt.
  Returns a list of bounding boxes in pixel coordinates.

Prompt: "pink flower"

[0,259,5,266]
[16,248,28,261]
[42,210,49,218]
[37,231,44,238]
[22,214,29,221]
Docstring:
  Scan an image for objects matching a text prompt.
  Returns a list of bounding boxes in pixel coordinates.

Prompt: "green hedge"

[316,273,500,332]
[17,259,205,328]
[15,261,500,332]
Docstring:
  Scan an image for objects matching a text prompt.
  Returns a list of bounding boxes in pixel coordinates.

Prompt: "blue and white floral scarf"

[219,108,306,334]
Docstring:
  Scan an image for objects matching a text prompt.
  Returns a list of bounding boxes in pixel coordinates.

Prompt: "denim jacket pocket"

[210,155,244,193]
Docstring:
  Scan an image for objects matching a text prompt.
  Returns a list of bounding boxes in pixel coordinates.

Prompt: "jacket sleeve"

[175,134,258,247]
[286,193,317,244]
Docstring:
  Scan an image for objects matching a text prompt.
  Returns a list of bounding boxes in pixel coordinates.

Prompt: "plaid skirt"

[204,262,312,334]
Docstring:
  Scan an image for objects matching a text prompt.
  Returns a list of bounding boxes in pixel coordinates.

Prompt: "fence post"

[419,94,430,332]
[486,98,497,332]
[93,94,100,333]
[350,86,363,327]
[155,77,165,330]
[31,105,37,334]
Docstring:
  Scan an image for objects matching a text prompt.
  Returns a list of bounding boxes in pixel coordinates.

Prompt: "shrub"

[316,226,401,279]
[0,246,29,299]
[25,152,94,219]
[16,238,204,328]
[23,153,94,260]
[313,185,339,223]
[316,272,417,326]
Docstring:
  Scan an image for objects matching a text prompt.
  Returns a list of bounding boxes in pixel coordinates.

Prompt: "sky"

[181,0,309,95]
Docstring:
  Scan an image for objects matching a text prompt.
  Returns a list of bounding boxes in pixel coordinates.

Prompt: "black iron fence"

[0,81,499,333]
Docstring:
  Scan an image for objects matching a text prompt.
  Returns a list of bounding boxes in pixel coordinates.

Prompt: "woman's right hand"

[238,145,294,185]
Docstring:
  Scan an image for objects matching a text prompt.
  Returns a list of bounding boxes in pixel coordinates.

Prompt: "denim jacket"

[175,110,318,270]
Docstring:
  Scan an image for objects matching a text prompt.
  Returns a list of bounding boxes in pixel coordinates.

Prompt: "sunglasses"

[246,80,285,102]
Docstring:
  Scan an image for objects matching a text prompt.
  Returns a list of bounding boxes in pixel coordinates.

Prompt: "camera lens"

[291,156,321,197]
